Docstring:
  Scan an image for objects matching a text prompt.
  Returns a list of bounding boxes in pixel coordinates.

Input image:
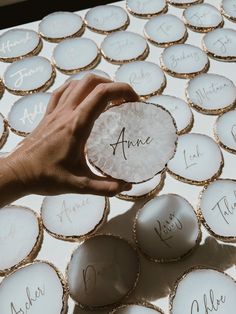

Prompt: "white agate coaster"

[41,194,109,241]
[168,0,203,8]
[0,113,9,149]
[167,133,223,185]
[86,102,177,183]
[0,205,43,276]
[160,44,209,79]
[67,69,110,81]
[169,267,236,314]
[144,14,187,47]
[117,172,165,201]
[39,11,84,42]
[214,110,236,154]
[202,28,236,62]
[85,5,129,34]
[101,31,149,64]
[126,0,167,18]
[3,56,55,95]
[221,0,236,22]
[134,194,201,262]
[149,95,193,134]
[0,29,42,62]
[53,37,100,74]
[115,61,166,98]
[8,93,51,137]
[67,234,139,309]
[186,73,236,115]
[183,3,223,33]
[0,261,68,313]
[110,302,164,314]
[198,179,236,242]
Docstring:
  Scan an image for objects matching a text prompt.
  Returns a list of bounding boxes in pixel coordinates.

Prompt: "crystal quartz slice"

[214,110,236,154]
[118,172,165,201]
[8,93,51,137]
[221,0,236,22]
[183,3,223,33]
[167,133,223,185]
[198,179,236,241]
[39,11,84,42]
[149,95,193,134]
[41,194,109,241]
[101,31,149,64]
[186,73,236,115]
[110,302,164,314]
[67,69,110,81]
[53,37,100,74]
[134,194,201,262]
[202,28,236,61]
[3,56,55,95]
[0,205,43,276]
[168,0,203,8]
[115,61,166,98]
[170,267,236,314]
[144,14,187,47]
[0,29,42,62]
[86,102,177,183]
[85,5,129,34]
[126,0,167,18]
[67,234,139,309]
[0,113,9,148]
[160,44,209,79]
[0,261,68,314]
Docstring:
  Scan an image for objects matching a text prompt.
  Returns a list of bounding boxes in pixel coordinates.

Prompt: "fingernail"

[123,183,132,191]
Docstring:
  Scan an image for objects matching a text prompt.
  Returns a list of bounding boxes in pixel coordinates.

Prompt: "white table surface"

[0,1,236,313]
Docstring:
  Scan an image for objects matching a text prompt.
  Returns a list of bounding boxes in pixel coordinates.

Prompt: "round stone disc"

[183,3,223,33]
[41,194,109,241]
[167,133,223,185]
[115,61,166,98]
[0,261,68,314]
[0,113,9,149]
[126,0,167,18]
[144,14,187,47]
[67,69,110,81]
[202,28,236,62]
[134,194,201,262]
[186,73,236,115]
[8,93,51,137]
[168,0,203,8]
[53,37,100,74]
[0,29,42,62]
[169,267,236,314]
[85,5,129,34]
[221,0,236,22]
[39,11,84,42]
[214,109,236,154]
[118,172,165,201]
[101,31,149,64]
[149,95,194,134]
[86,102,177,183]
[160,44,209,79]
[67,234,139,309]
[0,205,43,276]
[3,56,55,95]
[198,179,236,242]
[110,302,164,314]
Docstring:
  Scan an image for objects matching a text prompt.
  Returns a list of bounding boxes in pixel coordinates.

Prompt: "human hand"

[2,75,139,201]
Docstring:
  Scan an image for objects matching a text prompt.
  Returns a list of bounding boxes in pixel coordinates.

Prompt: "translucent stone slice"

[87,102,177,183]
[221,0,236,22]
[126,0,167,18]
[0,112,8,148]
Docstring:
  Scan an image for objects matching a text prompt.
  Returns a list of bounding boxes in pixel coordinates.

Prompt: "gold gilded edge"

[0,79,4,99]
[169,265,236,313]
[126,2,168,19]
[133,193,202,263]
[40,196,110,242]
[109,301,164,314]
[167,0,203,9]
[65,233,140,311]
[0,204,44,277]
[220,4,236,23]
[0,113,9,149]
[197,178,236,242]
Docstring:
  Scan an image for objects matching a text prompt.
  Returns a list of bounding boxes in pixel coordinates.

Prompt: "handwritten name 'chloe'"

[191,289,226,314]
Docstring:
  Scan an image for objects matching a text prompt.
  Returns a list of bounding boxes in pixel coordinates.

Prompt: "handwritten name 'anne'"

[57,198,90,223]
[210,191,236,225]
[191,289,226,314]
[10,66,44,88]
[110,127,153,160]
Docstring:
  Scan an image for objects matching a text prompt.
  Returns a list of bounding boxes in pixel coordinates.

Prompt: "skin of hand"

[0,75,139,207]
